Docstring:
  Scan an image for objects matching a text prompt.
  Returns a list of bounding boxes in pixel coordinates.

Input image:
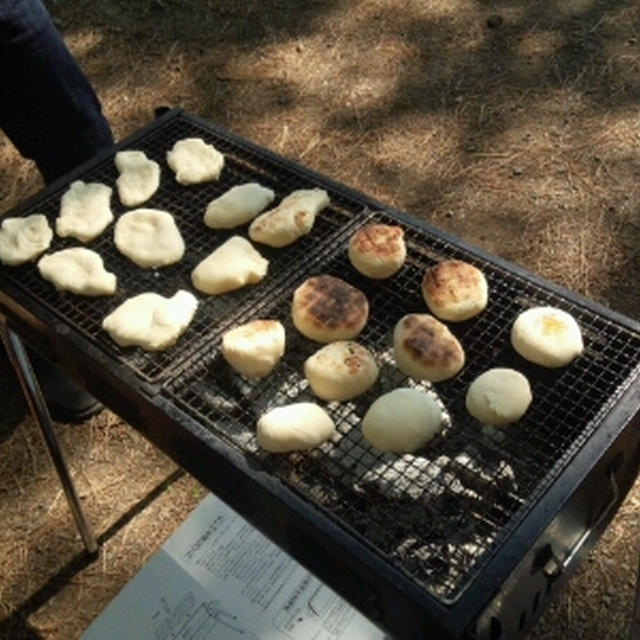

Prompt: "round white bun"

[421,259,488,322]
[362,387,442,453]
[466,368,532,426]
[304,341,379,401]
[511,306,583,368]
[348,223,406,279]
[256,402,335,453]
[221,319,285,379]
[393,313,465,382]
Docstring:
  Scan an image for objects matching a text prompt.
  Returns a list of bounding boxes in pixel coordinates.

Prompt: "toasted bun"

[292,275,369,343]
[511,306,583,368]
[393,313,465,381]
[422,260,488,322]
[362,388,442,453]
[466,368,532,426]
[304,341,379,401]
[221,319,285,378]
[348,223,406,279]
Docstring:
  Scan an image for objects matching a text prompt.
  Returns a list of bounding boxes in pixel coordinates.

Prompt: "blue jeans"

[0,0,113,183]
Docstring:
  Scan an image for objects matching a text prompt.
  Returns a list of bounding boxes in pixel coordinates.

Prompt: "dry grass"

[2,0,640,638]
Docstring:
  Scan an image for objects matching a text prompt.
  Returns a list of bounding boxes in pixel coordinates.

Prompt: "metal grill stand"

[2,109,640,638]
[0,318,97,554]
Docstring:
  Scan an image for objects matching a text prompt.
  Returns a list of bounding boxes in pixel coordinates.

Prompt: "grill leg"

[0,324,98,554]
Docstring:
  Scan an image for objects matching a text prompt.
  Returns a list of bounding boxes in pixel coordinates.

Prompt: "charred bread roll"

[292,275,369,343]
[393,313,465,381]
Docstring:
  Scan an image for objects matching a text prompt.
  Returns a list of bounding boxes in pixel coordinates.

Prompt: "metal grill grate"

[3,110,640,605]
[165,207,640,602]
[0,113,363,382]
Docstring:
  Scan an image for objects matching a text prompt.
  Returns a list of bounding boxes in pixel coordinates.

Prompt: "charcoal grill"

[1,108,640,639]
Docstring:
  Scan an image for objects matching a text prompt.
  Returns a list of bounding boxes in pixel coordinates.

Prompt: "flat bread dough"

[248,188,329,248]
[114,209,185,268]
[466,368,532,426]
[0,214,53,266]
[362,388,442,453]
[292,275,369,343]
[102,290,198,351]
[115,150,161,206]
[348,223,406,279]
[204,183,276,229]
[256,402,336,453]
[56,180,114,242]
[422,259,488,322]
[221,319,285,378]
[393,313,465,382]
[511,306,583,368]
[166,137,224,185]
[304,341,379,401]
[191,235,269,295]
[38,248,117,296]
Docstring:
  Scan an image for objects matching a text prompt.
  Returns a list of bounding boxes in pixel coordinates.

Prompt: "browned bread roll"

[422,259,488,322]
[393,313,465,381]
[304,340,379,401]
[292,275,369,343]
[348,223,406,279]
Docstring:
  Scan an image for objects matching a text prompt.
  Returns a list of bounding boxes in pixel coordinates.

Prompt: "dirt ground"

[2,0,640,638]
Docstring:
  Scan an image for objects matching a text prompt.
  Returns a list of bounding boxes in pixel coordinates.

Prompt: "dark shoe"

[46,396,103,424]
[29,351,103,424]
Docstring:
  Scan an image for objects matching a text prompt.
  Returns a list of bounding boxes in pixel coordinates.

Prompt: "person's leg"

[0,0,113,183]
[0,0,112,424]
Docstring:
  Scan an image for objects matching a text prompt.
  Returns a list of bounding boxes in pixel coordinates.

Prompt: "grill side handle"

[541,464,619,580]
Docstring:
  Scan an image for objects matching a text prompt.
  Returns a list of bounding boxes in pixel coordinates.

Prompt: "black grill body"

[1,109,639,640]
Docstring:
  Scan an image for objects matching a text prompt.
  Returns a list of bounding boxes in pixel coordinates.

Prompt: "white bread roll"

[114,208,185,268]
[166,137,224,185]
[257,402,335,453]
[191,236,269,295]
[38,248,117,296]
[115,150,160,206]
[221,320,285,379]
[348,223,406,279]
[0,214,53,266]
[362,388,442,453]
[204,183,275,229]
[101,290,198,351]
[292,275,369,343]
[56,180,113,243]
[422,259,488,322]
[511,306,583,368]
[304,341,379,401]
[248,188,329,248]
[466,368,532,426]
[393,313,465,382]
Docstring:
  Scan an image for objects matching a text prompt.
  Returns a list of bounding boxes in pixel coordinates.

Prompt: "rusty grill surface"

[3,111,640,605]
